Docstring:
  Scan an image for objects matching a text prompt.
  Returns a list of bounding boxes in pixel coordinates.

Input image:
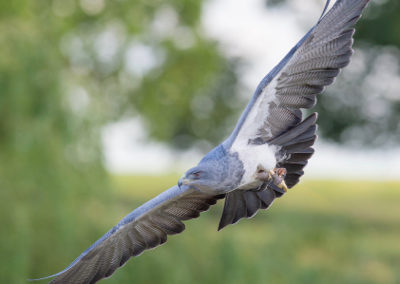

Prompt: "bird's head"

[178,166,215,193]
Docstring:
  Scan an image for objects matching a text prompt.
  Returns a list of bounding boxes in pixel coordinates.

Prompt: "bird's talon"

[278,181,288,192]
[268,167,289,193]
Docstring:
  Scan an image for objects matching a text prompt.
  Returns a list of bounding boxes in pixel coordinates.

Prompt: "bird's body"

[230,142,277,189]
[186,144,244,194]
[33,0,371,283]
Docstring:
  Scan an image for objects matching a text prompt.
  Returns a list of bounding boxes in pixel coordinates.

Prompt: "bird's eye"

[191,172,201,179]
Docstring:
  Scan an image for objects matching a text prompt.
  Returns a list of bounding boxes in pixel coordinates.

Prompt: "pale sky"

[102,0,400,179]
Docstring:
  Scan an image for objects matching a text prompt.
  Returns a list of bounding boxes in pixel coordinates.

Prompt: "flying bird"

[34,0,370,283]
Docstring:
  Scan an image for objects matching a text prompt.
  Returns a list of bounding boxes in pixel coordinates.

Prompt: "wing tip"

[217,222,226,231]
[28,275,57,282]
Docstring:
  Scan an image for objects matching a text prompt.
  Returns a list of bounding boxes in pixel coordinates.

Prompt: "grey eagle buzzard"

[34,0,370,283]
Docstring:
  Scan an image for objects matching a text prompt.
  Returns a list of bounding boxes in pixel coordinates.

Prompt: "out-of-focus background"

[1,0,399,283]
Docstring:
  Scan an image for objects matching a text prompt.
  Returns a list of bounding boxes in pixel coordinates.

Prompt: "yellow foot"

[254,166,289,193]
[269,168,289,193]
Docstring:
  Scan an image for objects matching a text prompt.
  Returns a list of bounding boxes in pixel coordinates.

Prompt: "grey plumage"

[218,188,276,231]
[272,113,318,188]
[33,0,370,283]
[218,113,318,230]
[218,0,369,228]
[37,187,224,284]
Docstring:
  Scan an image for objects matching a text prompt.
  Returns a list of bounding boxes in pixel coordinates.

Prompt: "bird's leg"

[268,168,288,193]
[254,165,289,194]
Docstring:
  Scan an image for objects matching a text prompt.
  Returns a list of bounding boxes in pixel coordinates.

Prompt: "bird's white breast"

[230,143,278,189]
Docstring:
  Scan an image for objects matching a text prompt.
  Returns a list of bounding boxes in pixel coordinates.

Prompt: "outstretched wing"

[224,0,370,150]
[33,186,223,284]
[218,0,370,230]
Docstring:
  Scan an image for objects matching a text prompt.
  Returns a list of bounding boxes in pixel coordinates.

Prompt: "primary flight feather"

[34,0,370,282]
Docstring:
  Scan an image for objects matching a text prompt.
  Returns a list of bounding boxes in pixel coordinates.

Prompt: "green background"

[1,0,399,283]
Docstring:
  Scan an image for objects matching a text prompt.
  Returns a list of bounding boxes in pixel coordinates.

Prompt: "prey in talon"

[269,168,288,193]
[254,165,289,195]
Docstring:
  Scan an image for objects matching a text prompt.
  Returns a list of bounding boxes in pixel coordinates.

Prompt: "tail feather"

[218,189,276,231]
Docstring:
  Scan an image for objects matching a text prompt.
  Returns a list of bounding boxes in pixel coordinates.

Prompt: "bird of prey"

[34,0,370,283]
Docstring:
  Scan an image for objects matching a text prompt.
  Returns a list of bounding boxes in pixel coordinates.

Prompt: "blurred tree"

[0,0,241,282]
[43,0,242,149]
[265,0,400,146]
[0,3,111,282]
[1,0,398,282]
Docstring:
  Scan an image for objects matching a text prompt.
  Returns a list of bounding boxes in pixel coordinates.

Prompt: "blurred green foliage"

[25,176,400,284]
[356,0,400,48]
[1,0,399,283]
[0,0,240,282]
[315,0,400,147]
[1,0,243,151]
[0,2,110,282]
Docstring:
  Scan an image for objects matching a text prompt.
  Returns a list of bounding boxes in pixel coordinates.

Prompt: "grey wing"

[219,0,370,230]
[226,0,370,149]
[262,0,369,140]
[265,0,370,187]
[33,186,223,284]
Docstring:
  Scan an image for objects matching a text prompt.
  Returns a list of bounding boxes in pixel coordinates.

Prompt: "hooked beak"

[178,176,190,189]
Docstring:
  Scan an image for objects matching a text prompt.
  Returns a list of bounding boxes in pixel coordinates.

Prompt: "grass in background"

[27,176,400,284]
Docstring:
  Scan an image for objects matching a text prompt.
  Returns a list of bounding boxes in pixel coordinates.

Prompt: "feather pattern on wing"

[225,0,370,149]
[219,0,370,230]
[270,113,318,188]
[33,186,223,284]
